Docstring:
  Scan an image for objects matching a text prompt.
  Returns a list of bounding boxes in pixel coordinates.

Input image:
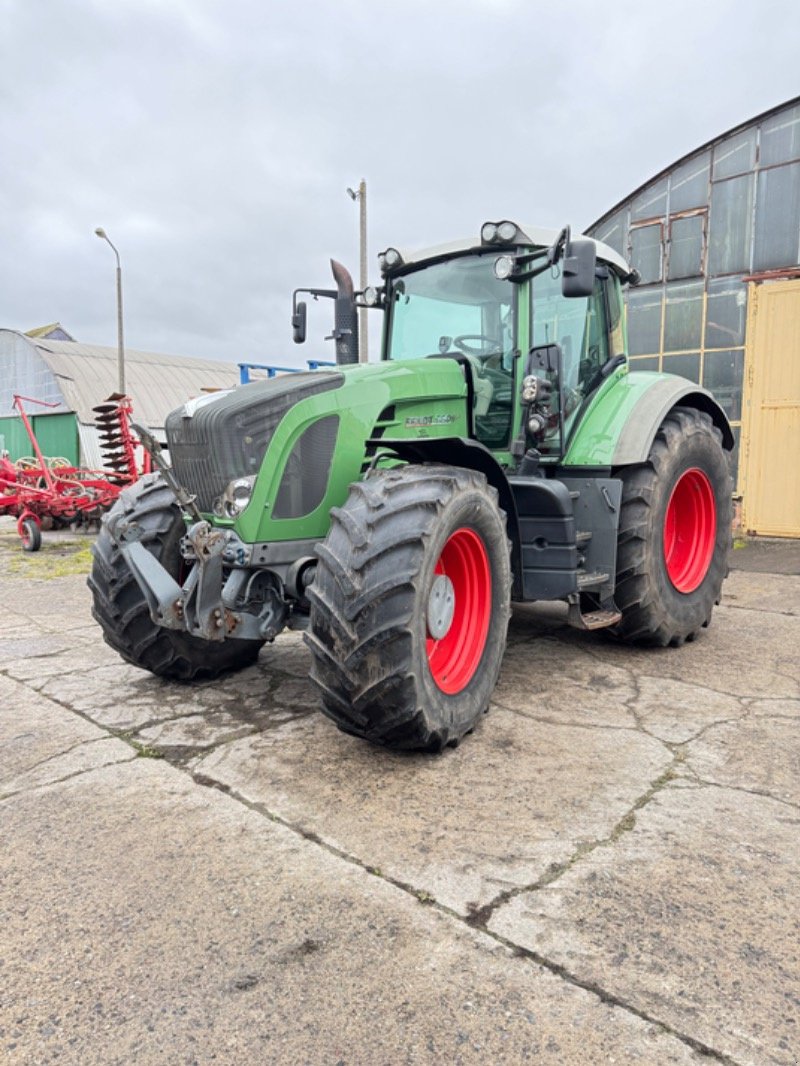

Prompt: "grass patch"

[132,743,165,759]
[1,532,94,578]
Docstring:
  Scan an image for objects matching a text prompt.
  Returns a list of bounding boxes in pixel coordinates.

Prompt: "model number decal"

[404,414,456,428]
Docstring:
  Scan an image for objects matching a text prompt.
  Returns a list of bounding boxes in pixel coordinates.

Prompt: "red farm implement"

[0,394,144,551]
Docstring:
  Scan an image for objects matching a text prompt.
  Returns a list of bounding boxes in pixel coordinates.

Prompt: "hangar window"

[664,280,703,351]
[703,349,744,421]
[708,174,754,275]
[753,162,800,271]
[705,277,747,348]
[631,178,667,222]
[713,129,757,180]
[669,152,710,213]
[760,105,800,166]
[662,352,700,384]
[629,223,663,284]
[668,212,706,279]
[594,209,627,256]
[626,287,662,356]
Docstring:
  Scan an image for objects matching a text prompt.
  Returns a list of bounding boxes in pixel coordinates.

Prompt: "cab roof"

[391,223,632,279]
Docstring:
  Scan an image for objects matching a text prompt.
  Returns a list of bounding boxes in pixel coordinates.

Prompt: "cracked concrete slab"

[0,634,74,665]
[0,759,702,1066]
[493,634,639,729]
[0,676,108,786]
[723,570,800,615]
[190,706,672,915]
[632,675,745,744]
[685,716,800,805]
[489,782,800,1065]
[1,735,136,796]
[3,525,800,1064]
[134,710,260,756]
[747,696,800,719]
[37,665,236,731]
[557,603,800,699]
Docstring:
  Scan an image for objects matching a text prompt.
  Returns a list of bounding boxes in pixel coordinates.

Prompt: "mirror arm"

[292,287,336,313]
[547,225,570,267]
[506,256,555,285]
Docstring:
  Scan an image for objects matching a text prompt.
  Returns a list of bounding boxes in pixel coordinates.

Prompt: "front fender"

[563,371,734,468]
[377,436,523,597]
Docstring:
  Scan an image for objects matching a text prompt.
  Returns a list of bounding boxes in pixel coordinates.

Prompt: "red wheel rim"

[663,468,717,593]
[426,527,491,695]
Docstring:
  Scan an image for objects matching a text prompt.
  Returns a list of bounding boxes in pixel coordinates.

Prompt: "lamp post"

[346,180,368,363]
[94,227,126,395]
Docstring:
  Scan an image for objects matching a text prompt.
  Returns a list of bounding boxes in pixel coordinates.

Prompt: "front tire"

[88,474,263,679]
[306,465,511,751]
[612,407,732,647]
[20,516,42,552]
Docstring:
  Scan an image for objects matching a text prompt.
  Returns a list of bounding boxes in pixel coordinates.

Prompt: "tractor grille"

[165,372,343,512]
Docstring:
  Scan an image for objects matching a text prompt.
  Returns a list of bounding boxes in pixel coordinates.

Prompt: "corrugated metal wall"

[0,331,66,416]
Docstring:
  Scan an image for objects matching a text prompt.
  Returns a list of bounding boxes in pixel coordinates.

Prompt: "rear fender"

[563,371,734,469]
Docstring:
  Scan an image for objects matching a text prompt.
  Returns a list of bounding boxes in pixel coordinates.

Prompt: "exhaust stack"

[330,259,359,365]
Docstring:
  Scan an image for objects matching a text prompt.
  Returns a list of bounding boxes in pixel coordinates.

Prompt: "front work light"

[481,220,520,245]
[493,255,515,280]
[378,247,403,275]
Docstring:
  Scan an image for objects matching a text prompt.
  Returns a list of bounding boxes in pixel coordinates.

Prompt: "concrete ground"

[0,523,798,1065]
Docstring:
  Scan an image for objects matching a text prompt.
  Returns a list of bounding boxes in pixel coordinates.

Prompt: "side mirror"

[562,239,596,298]
[292,301,307,344]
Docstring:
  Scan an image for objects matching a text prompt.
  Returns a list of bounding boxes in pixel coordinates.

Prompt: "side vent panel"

[272,415,340,519]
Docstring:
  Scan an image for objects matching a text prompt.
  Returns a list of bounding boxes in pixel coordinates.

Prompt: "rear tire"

[306,465,511,751]
[88,473,263,679]
[612,407,732,647]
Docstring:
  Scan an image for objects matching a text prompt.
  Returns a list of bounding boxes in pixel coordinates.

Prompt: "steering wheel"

[453,334,499,357]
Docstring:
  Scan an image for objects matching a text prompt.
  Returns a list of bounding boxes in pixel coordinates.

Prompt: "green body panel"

[232,359,469,543]
[562,368,687,467]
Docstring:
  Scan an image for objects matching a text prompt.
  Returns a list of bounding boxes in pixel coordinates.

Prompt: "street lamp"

[94,227,126,395]
[346,180,368,363]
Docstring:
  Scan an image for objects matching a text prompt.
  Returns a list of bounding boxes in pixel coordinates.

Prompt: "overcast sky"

[1,0,798,367]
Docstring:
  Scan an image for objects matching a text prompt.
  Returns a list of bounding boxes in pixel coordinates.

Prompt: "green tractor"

[88,221,732,751]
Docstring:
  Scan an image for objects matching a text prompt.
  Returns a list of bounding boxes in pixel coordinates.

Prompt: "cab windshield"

[386,254,515,448]
[387,254,514,363]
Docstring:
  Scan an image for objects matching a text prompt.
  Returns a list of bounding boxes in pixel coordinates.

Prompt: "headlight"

[481,222,498,243]
[222,475,256,518]
[497,220,518,242]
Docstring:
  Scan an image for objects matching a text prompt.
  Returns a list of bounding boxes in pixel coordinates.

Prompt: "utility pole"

[347,180,368,362]
[94,227,126,394]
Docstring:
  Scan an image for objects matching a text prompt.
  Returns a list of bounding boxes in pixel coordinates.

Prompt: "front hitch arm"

[108,515,232,642]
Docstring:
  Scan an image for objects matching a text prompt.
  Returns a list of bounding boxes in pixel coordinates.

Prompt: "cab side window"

[578,280,610,393]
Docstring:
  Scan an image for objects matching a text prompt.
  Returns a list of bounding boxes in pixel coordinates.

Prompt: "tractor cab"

[372,222,632,465]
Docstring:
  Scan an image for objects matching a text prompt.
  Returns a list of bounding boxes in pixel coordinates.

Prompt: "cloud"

[1,0,798,363]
